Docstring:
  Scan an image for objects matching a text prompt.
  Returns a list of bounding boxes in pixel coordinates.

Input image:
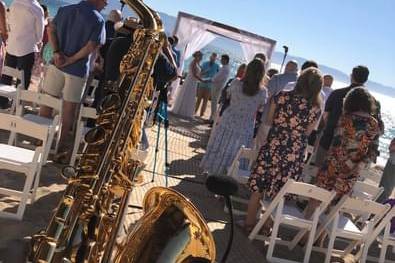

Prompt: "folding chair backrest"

[286,180,335,203]
[1,66,24,85]
[352,181,384,201]
[16,89,62,112]
[341,198,390,224]
[367,206,395,244]
[0,113,49,142]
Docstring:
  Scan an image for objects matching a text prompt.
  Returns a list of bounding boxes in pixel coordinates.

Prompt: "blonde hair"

[293,67,323,106]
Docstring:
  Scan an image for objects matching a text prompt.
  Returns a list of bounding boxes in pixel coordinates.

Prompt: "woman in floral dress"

[304,87,380,217]
[243,68,323,230]
[200,58,267,176]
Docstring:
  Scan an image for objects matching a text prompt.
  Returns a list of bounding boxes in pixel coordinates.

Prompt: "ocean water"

[4,0,395,165]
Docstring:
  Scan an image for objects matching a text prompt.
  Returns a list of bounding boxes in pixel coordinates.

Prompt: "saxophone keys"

[84,126,106,145]
[99,93,121,113]
[61,166,77,181]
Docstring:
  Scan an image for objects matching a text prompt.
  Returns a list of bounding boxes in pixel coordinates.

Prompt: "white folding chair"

[0,113,50,220]
[69,105,98,166]
[248,179,336,263]
[15,89,62,156]
[225,145,258,215]
[311,197,390,263]
[0,66,24,112]
[83,78,99,106]
[364,206,395,263]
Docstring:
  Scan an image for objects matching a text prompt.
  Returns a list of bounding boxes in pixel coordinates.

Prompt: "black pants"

[0,52,35,107]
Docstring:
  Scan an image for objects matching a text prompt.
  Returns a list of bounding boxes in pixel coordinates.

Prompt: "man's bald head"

[285,60,298,73]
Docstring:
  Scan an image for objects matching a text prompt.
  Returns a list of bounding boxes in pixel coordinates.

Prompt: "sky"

[144,0,395,88]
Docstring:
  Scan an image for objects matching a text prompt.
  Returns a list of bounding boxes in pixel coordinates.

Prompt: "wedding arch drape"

[170,12,276,99]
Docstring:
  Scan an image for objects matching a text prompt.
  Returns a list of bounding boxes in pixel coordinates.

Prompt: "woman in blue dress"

[200,58,267,175]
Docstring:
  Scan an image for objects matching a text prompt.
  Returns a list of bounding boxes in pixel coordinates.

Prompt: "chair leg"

[359,242,369,263]
[325,215,339,263]
[379,242,388,263]
[304,211,319,263]
[16,171,35,220]
[379,225,391,263]
[266,200,284,262]
[30,166,42,203]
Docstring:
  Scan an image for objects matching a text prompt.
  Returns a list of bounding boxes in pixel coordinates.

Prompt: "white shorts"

[42,65,87,103]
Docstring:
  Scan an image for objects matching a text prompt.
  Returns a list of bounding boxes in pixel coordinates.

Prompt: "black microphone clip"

[283,45,289,54]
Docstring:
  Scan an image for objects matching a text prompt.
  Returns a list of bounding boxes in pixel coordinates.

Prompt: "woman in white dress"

[171,51,205,118]
[200,59,268,175]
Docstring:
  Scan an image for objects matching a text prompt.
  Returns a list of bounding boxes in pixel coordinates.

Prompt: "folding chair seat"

[225,145,258,215]
[15,89,62,157]
[0,66,24,112]
[310,196,390,263]
[0,113,50,220]
[248,179,336,263]
[69,105,98,166]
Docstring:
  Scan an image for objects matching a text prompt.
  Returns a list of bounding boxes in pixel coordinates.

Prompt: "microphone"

[280,45,290,73]
[206,175,238,197]
[206,175,238,263]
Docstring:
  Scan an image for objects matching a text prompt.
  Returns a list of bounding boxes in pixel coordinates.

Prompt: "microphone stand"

[151,85,170,187]
[120,0,126,11]
[279,45,289,73]
[221,196,234,263]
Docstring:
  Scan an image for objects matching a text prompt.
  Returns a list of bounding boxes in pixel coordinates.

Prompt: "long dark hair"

[343,87,375,114]
[242,59,265,96]
[293,67,323,107]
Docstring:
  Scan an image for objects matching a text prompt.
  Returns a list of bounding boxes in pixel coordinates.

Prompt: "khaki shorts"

[42,65,87,103]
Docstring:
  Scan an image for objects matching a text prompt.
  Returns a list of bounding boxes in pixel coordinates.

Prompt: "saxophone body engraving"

[30,1,164,261]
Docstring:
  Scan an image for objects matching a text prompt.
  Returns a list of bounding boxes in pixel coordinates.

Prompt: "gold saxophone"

[29,0,216,262]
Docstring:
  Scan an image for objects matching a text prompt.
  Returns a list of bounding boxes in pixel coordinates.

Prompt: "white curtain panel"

[240,41,273,63]
[170,18,216,99]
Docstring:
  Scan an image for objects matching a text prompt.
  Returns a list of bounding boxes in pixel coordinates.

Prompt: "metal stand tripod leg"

[151,101,169,186]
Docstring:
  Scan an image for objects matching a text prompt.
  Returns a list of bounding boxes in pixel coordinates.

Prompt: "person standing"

[208,54,230,125]
[172,51,205,118]
[195,52,219,118]
[170,35,181,68]
[321,74,334,103]
[0,0,44,108]
[305,87,380,215]
[243,68,323,230]
[218,63,246,117]
[105,9,122,40]
[39,0,106,161]
[315,65,384,167]
[377,139,395,203]
[200,59,268,176]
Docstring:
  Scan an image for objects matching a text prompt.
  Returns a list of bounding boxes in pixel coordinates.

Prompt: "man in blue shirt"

[195,52,219,117]
[40,0,106,159]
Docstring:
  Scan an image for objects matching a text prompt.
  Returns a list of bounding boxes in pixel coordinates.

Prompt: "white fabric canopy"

[170,12,276,99]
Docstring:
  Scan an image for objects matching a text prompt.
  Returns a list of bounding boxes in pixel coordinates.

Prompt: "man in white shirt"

[0,0,44,108]
[209,54,230,124]
[321,74,334,103]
